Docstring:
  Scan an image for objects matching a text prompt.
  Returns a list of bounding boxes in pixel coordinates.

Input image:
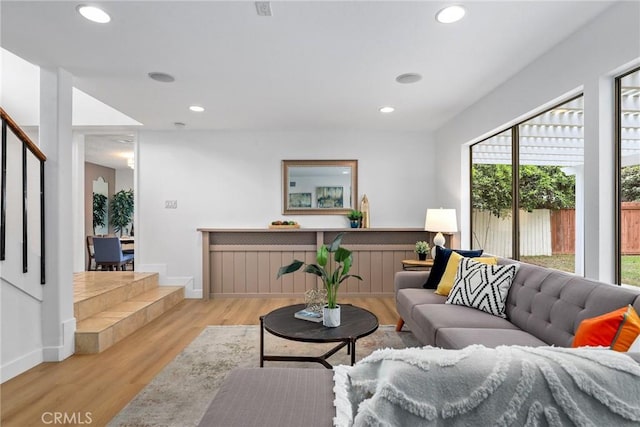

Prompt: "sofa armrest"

[394,271,429,294]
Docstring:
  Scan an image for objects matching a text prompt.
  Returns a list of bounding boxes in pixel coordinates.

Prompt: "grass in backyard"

[520,254,640,287]
[520,254,575,274]
[621,255,640,286]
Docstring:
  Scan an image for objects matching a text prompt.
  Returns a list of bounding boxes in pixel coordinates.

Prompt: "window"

[470,95,583,273]
[616,67,640,287]
[518,97,582,273]
[470,130,513,258]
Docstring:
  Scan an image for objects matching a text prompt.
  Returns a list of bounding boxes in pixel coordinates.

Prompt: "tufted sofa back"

[500,259,640,347]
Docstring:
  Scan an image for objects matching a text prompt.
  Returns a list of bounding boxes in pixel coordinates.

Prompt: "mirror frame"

[282,159,358,215]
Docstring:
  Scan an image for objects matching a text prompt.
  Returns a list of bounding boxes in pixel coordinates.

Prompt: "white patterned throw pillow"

[445,258,518,318]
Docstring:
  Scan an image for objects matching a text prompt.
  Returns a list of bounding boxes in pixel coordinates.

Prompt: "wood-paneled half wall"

[199,228,440,299]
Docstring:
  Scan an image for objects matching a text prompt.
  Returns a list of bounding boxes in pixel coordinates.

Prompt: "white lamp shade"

[424,209,458,233]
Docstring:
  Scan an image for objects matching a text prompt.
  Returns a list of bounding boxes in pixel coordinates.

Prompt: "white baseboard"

[136,264,198,298]
[1,348,43,383]
[166,276,200,298]
[184,287,202,299]
[43,317,76,362]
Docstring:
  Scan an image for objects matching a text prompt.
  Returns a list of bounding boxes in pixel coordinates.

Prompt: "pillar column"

[72,132,85,272]
[39,67,75,361]
[583,77,615,283]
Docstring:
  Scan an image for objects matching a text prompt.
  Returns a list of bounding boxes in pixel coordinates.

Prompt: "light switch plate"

[165,200,177,209]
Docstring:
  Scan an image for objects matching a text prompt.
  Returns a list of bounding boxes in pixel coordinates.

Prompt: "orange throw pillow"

[573,305,640,352]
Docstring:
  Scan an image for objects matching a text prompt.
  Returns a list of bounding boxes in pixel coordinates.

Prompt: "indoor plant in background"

[347,209,363,228]
[415,241,430,260]
[92,192,107,235]
[277,232,362,327]
[110,189,134,236]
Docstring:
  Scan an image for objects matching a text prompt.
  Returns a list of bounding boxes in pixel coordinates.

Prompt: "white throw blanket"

[333,345,640,426]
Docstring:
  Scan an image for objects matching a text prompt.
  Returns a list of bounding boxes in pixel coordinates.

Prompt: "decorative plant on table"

[277,232,362,327]
[110,189,134,236]
[347,210,363,228]
[415,241,430,261]
[92,192,108,234]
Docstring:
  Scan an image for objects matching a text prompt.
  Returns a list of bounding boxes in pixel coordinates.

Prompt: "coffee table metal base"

[260,316,356,369]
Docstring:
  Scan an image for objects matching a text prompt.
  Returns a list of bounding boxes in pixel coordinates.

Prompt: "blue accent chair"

[93,237,135,271]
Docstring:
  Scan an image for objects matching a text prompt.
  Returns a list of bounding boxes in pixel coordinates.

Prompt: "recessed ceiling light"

[396,73,422,84]
[189,106,205,112]
[148,72,175,83]
[436,5,466,24]
[379,106,395,113]
[174,122,186,128]
[76,5,111,23]
[255,1,273,16]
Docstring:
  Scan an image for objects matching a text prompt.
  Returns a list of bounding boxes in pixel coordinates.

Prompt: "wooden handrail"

[1,107,46,284]
[0,107,46,162]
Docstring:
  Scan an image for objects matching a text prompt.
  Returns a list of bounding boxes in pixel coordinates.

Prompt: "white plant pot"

[323,305,341,327]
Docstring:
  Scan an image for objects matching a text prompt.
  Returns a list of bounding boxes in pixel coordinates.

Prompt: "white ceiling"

[84,134,135,169]
[1,1,616,133]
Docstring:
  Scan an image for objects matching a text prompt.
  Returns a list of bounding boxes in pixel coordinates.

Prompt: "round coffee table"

[260,303,379,369]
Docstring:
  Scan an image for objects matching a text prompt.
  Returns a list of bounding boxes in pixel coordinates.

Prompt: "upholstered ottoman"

[198,367,335,427]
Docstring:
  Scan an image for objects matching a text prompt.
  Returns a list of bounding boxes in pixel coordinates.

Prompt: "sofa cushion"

[423,246,483,289]
[198,368,334,427]
[446,258,518,318]
[505,262,640,347]
[435,327,548,349]
[573,305,640,351]
[435,252,497,296]
[412,303,519,345]
[397,289,447,315]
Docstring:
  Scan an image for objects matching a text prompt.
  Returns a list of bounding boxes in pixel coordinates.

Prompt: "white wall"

[434,1,640,283]
[1,282,43,382]
[137,130,434,297]
[115,168,134,193]
[0,49,45,383]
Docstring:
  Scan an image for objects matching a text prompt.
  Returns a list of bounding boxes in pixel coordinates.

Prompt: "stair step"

[75,286,184,354]
[73,272,159,321]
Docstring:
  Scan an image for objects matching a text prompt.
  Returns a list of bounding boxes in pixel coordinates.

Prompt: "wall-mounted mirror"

[283,160,358,215]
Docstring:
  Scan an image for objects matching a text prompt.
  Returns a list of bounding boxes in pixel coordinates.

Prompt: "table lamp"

[424,208,458,259]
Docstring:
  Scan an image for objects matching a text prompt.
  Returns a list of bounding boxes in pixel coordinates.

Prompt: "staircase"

[74,272,184,354]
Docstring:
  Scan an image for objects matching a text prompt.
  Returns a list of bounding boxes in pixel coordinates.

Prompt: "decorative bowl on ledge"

[269,221,300,229]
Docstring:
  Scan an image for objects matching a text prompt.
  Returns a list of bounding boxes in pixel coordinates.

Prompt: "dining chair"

[93,237,135,271]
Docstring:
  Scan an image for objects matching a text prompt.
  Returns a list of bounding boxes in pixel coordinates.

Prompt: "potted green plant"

[110,189,134,236]
[415,241,430,261]
[347,209,363,228]
[277,232,362,327]
[92,192,107,235]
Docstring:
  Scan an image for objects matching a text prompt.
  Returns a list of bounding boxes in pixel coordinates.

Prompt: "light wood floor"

[1,296,399,427]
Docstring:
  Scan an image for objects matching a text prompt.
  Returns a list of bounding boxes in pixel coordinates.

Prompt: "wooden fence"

[472,210,551,257]
[550,210,575,254]
[551,203,640,255]
[475,202,640,256]
[621,202,640,255]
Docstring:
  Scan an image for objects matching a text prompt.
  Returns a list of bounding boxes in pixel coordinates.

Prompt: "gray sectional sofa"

[199,259,640,426]
[396,258,640,358]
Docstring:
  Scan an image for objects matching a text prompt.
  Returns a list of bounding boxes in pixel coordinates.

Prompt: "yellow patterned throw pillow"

[435,252,497,296]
